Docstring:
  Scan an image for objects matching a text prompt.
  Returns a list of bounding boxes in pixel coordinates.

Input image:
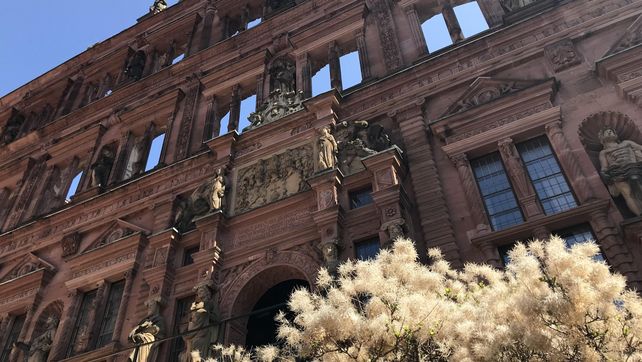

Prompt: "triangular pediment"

[606,14,642,56]
[442,77,543,117]
[81,218,149,253]
[0,253,55,283]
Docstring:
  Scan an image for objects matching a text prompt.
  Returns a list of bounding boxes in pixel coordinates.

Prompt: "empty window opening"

[312,64,331,97]
[239,95,257,132]
[349,186,374,209]
[182,246,200,266]
[65,171,83,202]
[219,111,231,136]
[355,237,381,260]
[144,133,165,172]
[105,89,113,97]
[247,18,262,29]
[339,51,362,89]
[454,2,489,38]
[172,53,185,65]
[422,14,453,53]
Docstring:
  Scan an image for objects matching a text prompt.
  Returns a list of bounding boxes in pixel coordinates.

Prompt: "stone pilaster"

[477,0,506,27]
[402,4,428,57]
[143,229,180,306]
[228,84,241,132]
[449,153,491,234]
[355,29,372,80]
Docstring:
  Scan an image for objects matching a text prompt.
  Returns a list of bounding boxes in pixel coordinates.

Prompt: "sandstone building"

[1,0,642,360]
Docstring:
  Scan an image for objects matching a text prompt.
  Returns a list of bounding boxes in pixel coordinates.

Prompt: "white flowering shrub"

[208,237,642,361]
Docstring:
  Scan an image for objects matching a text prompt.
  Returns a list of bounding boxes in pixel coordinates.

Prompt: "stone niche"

[233,143,314,214]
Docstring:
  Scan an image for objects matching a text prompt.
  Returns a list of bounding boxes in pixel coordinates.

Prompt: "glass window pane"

[1,315,25,361]
[170,296,195,362]
[517,137,577,215]
[355,238,380,260]
[96,280,126,347]
[555,224,605,261]
[471,153,523,231]
[349,186,374,209]
[67,290,98,357]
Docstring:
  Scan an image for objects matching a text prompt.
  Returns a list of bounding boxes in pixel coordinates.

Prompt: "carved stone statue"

[210,169,225,210]
[270,58,296,94]
[501,0,538,12]
[318,127,338,170]
[180,285,219,362]
[22,316,57,362]
[320,240,339,272]
[1,112,25,145]
[149,0,168,14]
[91,147,115,187]
[333,121,392,175]
[599,127,642,216]
[128,299,164,362]
[124,51,147,81]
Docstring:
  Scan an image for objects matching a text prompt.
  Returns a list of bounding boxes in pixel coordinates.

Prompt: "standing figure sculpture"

[25,316,58,362]
[180,285,219,362]
[599,127,642,216]
[91,147,115,187]
[210,169,226,210]
[128,300,165,362]
[149,0,168,14]
[318,127,338,170]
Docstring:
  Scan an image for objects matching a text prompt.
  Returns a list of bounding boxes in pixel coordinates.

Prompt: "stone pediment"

[0,253,55,284]
[81,218,150,254]
[606,14,642,57]
[441,78,543,117]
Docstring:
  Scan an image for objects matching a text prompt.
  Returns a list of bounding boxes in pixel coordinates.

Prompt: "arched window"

[65,171,83,202]
[144,133,165,172]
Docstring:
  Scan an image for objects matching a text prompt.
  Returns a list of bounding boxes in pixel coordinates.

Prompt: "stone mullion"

[355,29,372,80]
[297,54,312,98]
[397,106,462,266]
[477,0,506,28]
[545,120,593,203]
[109,131,133,184]
[204,96,219,142]
[174,80,201,161]
[449,153,491,231]
[87,282,108,350]
[111,271,136,344]
[50,289,80,360]
[200,5,217,50]
[497,138,544,219]
[441,5,464,43]
[328,42,342,91]
[256,74,265,106]
[403,4,428,57]
[228,85,241,132]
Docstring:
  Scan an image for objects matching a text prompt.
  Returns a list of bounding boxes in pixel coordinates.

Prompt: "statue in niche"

[124,142,144,179]
[91,146,115,187]
[333,121,392,175]
[180,284,219,362]
[501,0,538,12]
[124,51,147,81]
[318,127,338,171]
[210,168,226,211]
[599,127,642,216]
[1,111,25,145]
[320,240,339,273]
[149,0,168,14]
[128,299,164,362]
[247,57,305,130]
[26,316,58,362]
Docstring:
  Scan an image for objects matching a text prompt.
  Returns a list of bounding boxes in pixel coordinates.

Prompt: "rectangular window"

[349,186,374,209]
[1,314,25,361]
[182,246,200,266]
[95,280,126,348]
[355,237,380,260]
[471,153,523,231]
[453,2,489,38]
[555,224,605,261]
[169,296,195,362]
[517,137,577,215]
[67,289,98,357]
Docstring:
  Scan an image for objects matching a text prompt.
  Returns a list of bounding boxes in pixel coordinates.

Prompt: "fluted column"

[297,53,312,98]
[449,153,490,232]
[403,4,428,57]
[204,96,219,141]
[498,138,544,219]
[355,29,372,80]
[545,120,593,203]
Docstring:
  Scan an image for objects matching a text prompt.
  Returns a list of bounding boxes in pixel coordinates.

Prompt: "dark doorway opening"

[245,279,309,347]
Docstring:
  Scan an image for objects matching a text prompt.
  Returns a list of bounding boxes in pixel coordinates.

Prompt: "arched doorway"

[245,279,309,347]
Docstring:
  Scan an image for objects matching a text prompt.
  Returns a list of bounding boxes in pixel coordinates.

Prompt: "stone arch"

[219,250,320,345]
[578,111,642,170]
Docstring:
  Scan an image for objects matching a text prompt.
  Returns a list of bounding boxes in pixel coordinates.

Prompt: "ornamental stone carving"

[444,79,522,116]
[606,15,642,56]
[174,168,228,232]
[599,127,642,216]
[544,39,582,72]
[247,57,305,130]
[128,299,165,362]
[91,145,116,188]
[320,239,340,272]
[61,232,81,257]
[332,121,392,175]
[149,0,168,14]
[1,110,25,145]
[23,316,58,362]
[235,144,314,213]
[179,283,219,362]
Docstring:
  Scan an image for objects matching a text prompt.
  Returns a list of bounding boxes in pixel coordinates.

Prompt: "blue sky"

[1,1,488,98]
